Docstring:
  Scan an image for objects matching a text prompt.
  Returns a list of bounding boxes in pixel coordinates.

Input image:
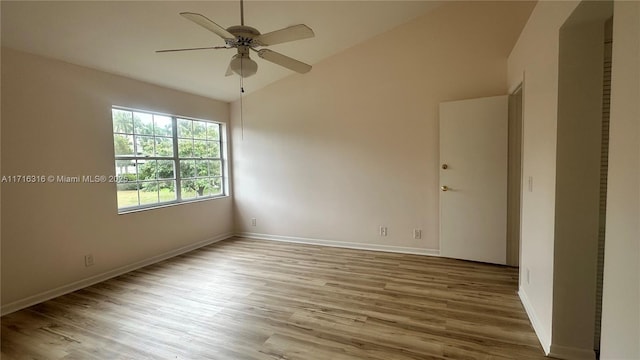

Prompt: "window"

[112,107,226,212]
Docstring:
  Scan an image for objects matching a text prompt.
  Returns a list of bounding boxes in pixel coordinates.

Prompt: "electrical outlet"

[379,226,388,236]
[413,229,422,239]
[251,218,257,226]
[84,254,94,267]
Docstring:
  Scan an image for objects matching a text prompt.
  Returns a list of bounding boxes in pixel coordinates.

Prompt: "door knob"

[441,186,449,191]
[442,164,448,169]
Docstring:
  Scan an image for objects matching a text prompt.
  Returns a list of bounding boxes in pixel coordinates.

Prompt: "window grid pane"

[113,108,224,211]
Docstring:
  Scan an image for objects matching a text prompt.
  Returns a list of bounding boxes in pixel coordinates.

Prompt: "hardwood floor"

[1,237,547,359]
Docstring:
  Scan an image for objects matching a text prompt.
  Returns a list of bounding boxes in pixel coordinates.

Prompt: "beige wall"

[1,48,233,312]
[0,45,3,307]
[600,1,640,358]
[231,1,534,252]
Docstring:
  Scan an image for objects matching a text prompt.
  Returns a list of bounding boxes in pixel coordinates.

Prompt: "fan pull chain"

[240,60,245,140]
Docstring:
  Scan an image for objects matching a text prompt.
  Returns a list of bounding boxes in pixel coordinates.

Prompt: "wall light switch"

[528,176,533,192]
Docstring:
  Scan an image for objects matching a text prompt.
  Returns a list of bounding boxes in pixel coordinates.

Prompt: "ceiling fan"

[157,0,315,78]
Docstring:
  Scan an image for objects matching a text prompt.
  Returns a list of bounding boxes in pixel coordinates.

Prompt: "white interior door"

[439,95,508,265]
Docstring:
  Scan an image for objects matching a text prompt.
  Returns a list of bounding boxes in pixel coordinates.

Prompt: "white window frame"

[112,106,228,213]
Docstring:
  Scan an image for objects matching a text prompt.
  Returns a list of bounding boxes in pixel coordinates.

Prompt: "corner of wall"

[507,1,582,356]
[519,287,552,355]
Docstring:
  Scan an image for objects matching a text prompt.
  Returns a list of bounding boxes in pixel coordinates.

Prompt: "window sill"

[117,194,230,215]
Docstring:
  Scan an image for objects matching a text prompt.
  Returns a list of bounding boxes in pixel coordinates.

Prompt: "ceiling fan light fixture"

[230,54,258,78]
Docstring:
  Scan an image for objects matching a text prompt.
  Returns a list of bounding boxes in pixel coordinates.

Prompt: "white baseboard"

[519,287,552,355]
[236,232,440,256]
[1,232,233,316]
[549,344,596,360]
[518,288,597,360]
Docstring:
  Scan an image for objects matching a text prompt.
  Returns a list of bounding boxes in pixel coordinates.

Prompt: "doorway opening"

[507,86,523,267]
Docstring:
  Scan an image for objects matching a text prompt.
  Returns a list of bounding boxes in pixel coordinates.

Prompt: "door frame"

[507,84,524,267]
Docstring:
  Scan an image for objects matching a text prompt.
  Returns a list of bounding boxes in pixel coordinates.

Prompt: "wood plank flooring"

[1,237,547,359]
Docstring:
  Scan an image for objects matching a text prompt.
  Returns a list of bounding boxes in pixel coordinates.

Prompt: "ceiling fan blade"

[257,49,311,74]
[180,12,235,40]
[255,24,314,46]
[156,46,229,53]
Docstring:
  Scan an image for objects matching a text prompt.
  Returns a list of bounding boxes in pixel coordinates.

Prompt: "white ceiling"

[2,1,444,102]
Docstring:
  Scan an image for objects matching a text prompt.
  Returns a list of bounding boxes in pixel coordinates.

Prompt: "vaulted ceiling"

[2,1,445,102]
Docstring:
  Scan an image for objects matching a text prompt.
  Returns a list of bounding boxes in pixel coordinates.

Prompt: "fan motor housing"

[226,25,261,47]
